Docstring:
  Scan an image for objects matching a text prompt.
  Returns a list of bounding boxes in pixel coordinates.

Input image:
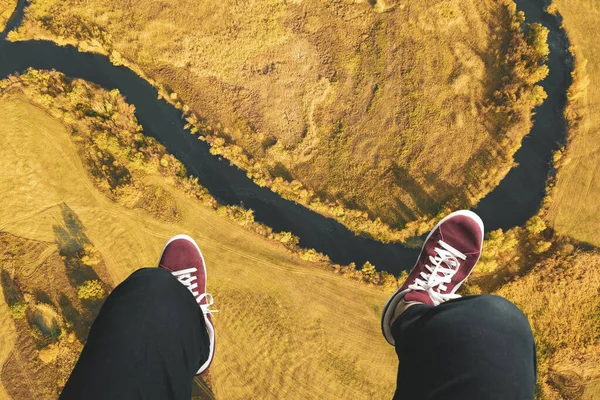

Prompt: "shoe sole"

[380,210,484,345]
[159,234,215,375]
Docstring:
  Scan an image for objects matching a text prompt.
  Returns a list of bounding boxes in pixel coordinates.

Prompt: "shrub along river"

[0,0,571,274]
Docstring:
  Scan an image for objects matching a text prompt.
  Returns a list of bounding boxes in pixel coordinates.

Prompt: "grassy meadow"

[496,250,600,400]
[0,93,400,398]
[453,214,600,399]
[546,0,600,247]
[0,0,17,31]
[0,0,597,398]
[531,3,600,396]
[9,0,549,241]
[0,70,598,399]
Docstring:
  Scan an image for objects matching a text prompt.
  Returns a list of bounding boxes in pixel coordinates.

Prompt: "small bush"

[270,231,300,249]
[9,302,27,320]
[361,261,377,277]
[526,216,547,235]
[300,249,330,263]
[81,244,101,267]
[77,280,106,300]
[397,270,409,286]
[533,240,552,255]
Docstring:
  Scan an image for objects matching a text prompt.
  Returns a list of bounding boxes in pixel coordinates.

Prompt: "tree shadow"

[80,297,104,324]
[192,375,216,400]
[32,289,53,305]
[65,263,101,288]
[58,293,91,343]
[0,269,24,307]
[54,203,88,256]
[53,204,102,287]
[393,164,450,216]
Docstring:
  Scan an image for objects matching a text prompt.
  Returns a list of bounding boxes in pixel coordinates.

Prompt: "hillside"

[0,89,399,398]
[8,0,549,241]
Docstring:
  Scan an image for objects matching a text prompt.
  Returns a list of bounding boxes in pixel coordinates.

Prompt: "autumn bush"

[76,280,106,300]
[9,302,27,319]
[495,250,600,399]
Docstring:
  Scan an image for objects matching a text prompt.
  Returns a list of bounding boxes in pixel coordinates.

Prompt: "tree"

[361,261,377,277]
[533,240,552,254]
[526,216,547,235]
[527,23,550,60]
[77,280,106,300]
[9,303,27,320]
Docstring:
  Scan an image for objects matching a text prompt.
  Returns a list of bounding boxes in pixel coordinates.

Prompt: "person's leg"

[381,210,537,399]
[60,267,209,400]
[391,294,537,400]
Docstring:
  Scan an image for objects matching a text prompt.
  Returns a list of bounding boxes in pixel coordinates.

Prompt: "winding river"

[474,0,572,229]
[0,0,571,274]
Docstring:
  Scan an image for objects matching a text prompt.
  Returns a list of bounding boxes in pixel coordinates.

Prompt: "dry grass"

[1,77,596,399]
[0,276,17,400]
[0,232,98,399]
[546,0,599,246]
[11,0,544,239]
[528,4,600,393]
[495,250,600,399]
[0,0,16,32]
[1,68,404,289]
[0,95,398,398]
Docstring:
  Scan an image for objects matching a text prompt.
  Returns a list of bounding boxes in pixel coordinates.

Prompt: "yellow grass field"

[0,0,17,32]
[11,0,544,238]
[546,0,600,246]
[0,95,399,399]
[497,251,600,399]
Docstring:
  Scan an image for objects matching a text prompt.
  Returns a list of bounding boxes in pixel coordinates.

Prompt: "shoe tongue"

[439,216,481,255]
[404,291,435,306]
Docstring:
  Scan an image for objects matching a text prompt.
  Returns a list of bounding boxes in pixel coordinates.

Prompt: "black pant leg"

[60,267,209,400]
[391,294,537,400]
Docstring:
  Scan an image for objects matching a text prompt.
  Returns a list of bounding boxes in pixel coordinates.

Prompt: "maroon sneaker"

[381,210,484,345]
[158,234,218,374]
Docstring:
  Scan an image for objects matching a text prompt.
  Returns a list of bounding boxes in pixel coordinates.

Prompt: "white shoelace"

[172,268,219,316]
[407,240,467,306]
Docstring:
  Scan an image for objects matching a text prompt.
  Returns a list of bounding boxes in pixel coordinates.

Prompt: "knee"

[475,294,521,311]
[129,266,172,280]
[111,267,184,302]
[472,294,532,330]
[125,267,178,289]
